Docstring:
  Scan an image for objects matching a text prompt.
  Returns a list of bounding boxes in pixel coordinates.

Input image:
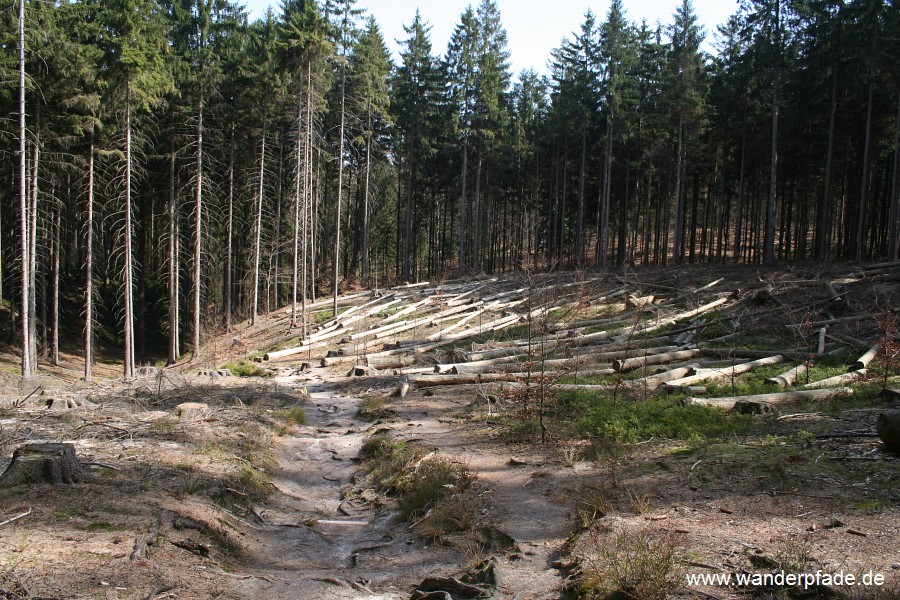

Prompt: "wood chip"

[847,528,868,537]
[718,507,733,514]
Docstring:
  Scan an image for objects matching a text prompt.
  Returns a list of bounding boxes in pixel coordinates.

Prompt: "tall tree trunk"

[889,93,900,261]
[361,106,372,283]
[576,122,586,266]
[251,119,266,325]
[167,139,179,365]
[817,61,838,260]
[224,124,234,333]
[18,0,32,379]
[473,145,483,271]
[85,139,94,381]
[855,77,874,262]
[763,0,781,266]
[459,135,469,271]
[292,85,304,329]
[192,97,204,360]
[29,103,39,368]
[672,117,685,265]
[600,113,614,268]
[333,53,347,316]
[124,85,135,379]
[51,205,59,366]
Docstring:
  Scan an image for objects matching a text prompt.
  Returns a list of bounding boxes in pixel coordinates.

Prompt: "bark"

[333,45,348,317]
[763,0,781,267]
[124,86,135,379]
[834,340,879,367]
[855,77,875,262]
[252,119,266,325]
[687,387,853,412]
[0,443,84,488]
[802,369,866,389]
[765,362,808,388]
[613,348,700,372]
[167,139,179,365]
[672,117,684,265]
[817,58,838,260]
[51,205,60,366]
[661,355,784,389]
[192,97,204,360]
[224,124,234,333]
[889,93,900,261]
[85,140,94,381]
[361,106,372,283]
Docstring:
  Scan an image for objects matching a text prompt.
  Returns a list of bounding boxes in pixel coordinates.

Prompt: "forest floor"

[0,263,899,600]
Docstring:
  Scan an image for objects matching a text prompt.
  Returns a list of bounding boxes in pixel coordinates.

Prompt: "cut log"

[613,349,700,372]
[613,297,729,341]
[876,411,900,452]
[661,355,784,389]
[626,294,655,310]
[367,355,417,370]
[826,282,846,312]
[700,348,820,361]
[628,366,697,390]
[409,372,548,388]
[851,345,880,371]
[803,369,867,389]
[765,362,809,388]
[0,443,84,487]
[686,387,853,412]
[263,340,329,361]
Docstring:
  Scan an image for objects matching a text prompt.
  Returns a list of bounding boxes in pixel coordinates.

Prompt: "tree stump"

[0,443,84,488]
[877,411,900,453]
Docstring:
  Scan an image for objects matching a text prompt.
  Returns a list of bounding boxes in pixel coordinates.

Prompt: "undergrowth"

[359,435,475,538]
[220,360,267,377]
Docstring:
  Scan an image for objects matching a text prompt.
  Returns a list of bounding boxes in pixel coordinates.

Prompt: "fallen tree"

[685,387,853,412]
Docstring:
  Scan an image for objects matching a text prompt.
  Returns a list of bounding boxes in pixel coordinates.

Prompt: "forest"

[1,0,899,378]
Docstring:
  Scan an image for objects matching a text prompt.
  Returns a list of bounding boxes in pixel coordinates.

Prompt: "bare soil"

[1,264,899,600]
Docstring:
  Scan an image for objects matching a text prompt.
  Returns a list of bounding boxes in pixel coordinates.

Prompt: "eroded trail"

[232,377,465,599]
[229,372,576,599]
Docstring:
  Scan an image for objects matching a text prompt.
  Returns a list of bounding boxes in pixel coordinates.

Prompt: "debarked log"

[685,387,853,413]
[613,349,700,372]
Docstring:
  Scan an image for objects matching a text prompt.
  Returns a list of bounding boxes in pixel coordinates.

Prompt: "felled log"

[803,369,867,389]
[826,282,846,312]
[700,348,819,361]
[0,443,84,488]
[409,372,546,388]
[686,387,853,412]
[851,345,880,371]
[613,349,700,372]
[765,362,809,388]
[876,411,900,452]
[263,340,328,361]
[626,294,655,310]
[627,366,697,390]
[661,355,784,389]
[366,355,417,370]
[613,297,729,340]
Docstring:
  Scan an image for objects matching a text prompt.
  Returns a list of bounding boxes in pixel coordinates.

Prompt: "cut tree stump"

[0,443,84,487]
[877,411,900,453]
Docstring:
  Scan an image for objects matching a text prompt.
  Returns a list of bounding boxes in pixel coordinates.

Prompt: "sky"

[241,0,740,77]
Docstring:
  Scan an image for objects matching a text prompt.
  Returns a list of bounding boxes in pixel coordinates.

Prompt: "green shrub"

[275,405,306,426]
[221,360,266,377]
